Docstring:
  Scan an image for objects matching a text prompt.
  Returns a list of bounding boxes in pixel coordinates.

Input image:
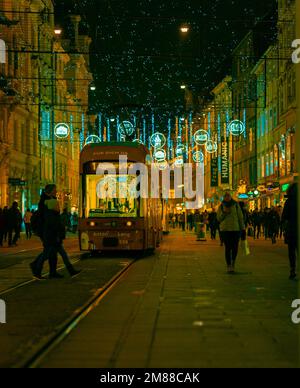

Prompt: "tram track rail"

[0,257,81,297]
[15,258,137,368]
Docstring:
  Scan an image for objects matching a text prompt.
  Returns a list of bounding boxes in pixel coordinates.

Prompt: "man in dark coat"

[7,202,22,247]
[30,184,61,279]
[282,183,298,280]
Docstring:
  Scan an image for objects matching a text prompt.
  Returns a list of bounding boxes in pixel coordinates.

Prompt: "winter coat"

[282,193,298,243]
[217,200,245,232]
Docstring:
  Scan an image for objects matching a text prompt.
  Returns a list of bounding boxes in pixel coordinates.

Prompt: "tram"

[78,142,163,253]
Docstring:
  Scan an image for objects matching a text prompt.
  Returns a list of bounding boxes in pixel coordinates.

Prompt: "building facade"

[0,0,92,212]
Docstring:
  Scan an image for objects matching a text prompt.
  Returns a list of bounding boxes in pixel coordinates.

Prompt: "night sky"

[54,0,277,116]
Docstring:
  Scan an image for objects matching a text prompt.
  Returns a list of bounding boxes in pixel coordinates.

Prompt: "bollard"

[196,222,207,242]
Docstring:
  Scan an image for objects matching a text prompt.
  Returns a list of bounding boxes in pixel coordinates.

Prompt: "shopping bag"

[240,239,250,256]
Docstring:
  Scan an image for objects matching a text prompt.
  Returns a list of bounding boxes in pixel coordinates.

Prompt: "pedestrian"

[24,208,32,239]
[61,208,71,233]
[252,208,262,239]
[282,183,298,280]
[269,207,280,244]
[45,198,81,277]
[2,206,9,242]
[217,193,246,274]
[30,184,60,280]
[0,208,5,247]
[71,211,78,234]
[208,209,218,240]
[7,202,22,247]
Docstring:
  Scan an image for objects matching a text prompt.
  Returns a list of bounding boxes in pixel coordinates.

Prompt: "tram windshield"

[84,174,139,218]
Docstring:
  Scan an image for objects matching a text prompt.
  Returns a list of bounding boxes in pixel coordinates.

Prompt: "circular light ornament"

[153,149,166,162]
[145,155,152,165]
[205,140,218,154]
[54,123,70,139]
[84,135,101,146]
[193,151,204,163]
[118,121,135,137]
[228,120,245,136]
[194,129,209,146]
[175,144,185,156]
[133,138,144,145]
[174,157,184,168]
[156,160,169,171]
[150,132,166,149]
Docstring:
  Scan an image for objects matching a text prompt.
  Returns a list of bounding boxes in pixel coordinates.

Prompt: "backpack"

[30,211,43,237]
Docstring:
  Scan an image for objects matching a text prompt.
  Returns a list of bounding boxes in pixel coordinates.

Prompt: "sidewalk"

[40,230,299,368]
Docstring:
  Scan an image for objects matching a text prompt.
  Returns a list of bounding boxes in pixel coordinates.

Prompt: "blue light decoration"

[243,109,247,139]
[107,119,111,141]
[152,113,155,136]
[226,110,230,137]
[228,120,245,137]
[150,132,166,149]
[217,113,221,143]
[192,151,204,164]
[143,118,146,145]
[118,121,134,138]
[189,112,193,149]
[207,111,211,138]
[115,115,119,141]
[85,135,101,146]
[98,113,102,142]
[80,113,85,150]
[205,140,218,154]
[41,110,51,139]
[168,118,172,159]
[194,129,209,146]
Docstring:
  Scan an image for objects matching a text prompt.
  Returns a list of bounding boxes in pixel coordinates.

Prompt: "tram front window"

[85,174,139,218]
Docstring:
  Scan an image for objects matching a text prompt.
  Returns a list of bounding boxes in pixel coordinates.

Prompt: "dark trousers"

[222,231,241,266]
[8,226,20,246]
[288,238,297,272]
[57,244,75,274]
[253,224,261,239]
[32,246,58,276]
[210,226,217,240]
[25,223,32,239]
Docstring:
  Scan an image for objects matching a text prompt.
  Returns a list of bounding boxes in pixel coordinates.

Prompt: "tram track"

[16,258,137,368]
[0,257,81,297]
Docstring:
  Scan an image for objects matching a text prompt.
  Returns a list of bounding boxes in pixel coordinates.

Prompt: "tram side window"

[85,174,139,218]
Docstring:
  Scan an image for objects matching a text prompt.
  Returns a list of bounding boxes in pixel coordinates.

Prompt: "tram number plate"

[103,237,119,247]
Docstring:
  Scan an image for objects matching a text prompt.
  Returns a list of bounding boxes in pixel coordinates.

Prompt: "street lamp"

[181,85,186,90]
[90,84,96,91]
[54,27,62,36]
[180,26,189,33]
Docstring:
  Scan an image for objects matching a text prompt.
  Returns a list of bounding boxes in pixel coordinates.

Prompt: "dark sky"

[54,0,277,116]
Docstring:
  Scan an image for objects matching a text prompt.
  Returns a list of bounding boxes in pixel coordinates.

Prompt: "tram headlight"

[89,221,96,227]
[126,221,133,227]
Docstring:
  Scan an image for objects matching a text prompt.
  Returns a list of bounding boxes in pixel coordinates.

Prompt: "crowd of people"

[0,203,79,249]
[170,184,298,279]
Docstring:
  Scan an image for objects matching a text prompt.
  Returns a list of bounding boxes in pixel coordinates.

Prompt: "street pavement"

[0,230,299,368]
[0,236,133,367]
[35,230,299,368]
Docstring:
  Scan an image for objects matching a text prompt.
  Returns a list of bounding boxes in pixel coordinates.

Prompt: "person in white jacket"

[217,192,246,274]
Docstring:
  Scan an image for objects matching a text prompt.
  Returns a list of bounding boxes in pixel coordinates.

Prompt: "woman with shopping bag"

[217,193,246,274]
